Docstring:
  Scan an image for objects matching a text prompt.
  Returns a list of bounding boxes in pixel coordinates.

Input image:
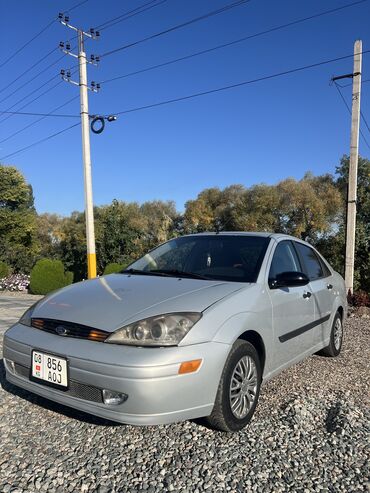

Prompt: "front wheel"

[319,311,343,357]
[205,339,261,432]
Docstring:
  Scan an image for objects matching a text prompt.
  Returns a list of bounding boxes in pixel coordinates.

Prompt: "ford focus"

[4,233,346,432]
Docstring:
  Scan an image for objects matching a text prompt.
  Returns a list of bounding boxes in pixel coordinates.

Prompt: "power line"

[0,109,78,118]
[101,0,252,58]
[107,50,370,116]
[0,21,56,70]
[0,122,80,161]
[0,0,89,74]
[360,110,370,134]
[0,74,79,128]
[1,50,369,121]
[0,74,60,116]
[0,51,71,105]
[2,50,369,161]
[100,0,369,86]
[0,95,79,144]
[333,82,370,149]
[96,0,168,31]
[337,76,370,87]
[65,0,90,13]
[0,64,78,124]
[0,47,58,95]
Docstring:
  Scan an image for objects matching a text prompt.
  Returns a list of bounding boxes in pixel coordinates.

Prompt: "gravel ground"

[0,309,369,493]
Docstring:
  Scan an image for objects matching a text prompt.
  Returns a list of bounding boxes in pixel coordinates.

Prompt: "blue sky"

[1,0,369,215]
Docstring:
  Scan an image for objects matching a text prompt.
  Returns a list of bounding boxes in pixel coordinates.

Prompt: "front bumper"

[3,323,230,425]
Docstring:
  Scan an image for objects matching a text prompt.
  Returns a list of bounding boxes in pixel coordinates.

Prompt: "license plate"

[31,350,68,388]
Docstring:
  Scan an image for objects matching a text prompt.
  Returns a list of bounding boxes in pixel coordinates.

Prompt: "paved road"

[0,294,42,335]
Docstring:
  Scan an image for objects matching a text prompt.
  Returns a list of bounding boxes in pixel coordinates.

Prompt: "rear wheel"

[319,311,343,357]
[206,339,261,432]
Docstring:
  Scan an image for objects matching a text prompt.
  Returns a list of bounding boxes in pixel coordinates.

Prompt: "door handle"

[303,291,312,299]
[327,284,333,290]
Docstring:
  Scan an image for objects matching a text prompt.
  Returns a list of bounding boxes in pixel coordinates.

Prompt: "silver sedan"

[4,233,346,432]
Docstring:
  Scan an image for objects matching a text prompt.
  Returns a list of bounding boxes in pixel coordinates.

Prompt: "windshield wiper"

[121,268,172,277]
[149,269,211,280]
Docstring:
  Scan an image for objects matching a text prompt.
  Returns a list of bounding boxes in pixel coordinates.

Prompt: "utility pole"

[59,15,101,279]
[332,40,362,296]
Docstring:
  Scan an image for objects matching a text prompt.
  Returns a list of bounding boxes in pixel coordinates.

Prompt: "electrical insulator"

[58,12,63,19]
[66,43,71,51]
[64,15,69,23]
[95,56,100,63]
[91,81,96,88]
[60,69,65,76]
[95,31,100,37]
[90,28,95,35]
[96,83,101,90]
[67,70,71,78]
[59,41,64,49]
[90,54,95,61]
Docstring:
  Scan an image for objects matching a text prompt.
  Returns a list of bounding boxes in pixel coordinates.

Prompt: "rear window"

[294,242,324,281]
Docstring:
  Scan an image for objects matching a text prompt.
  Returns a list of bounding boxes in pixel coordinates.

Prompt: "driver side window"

[269,241,301,280]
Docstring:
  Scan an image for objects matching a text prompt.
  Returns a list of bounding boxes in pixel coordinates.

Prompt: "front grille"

[31,318,109,342]
[13,363,103,403]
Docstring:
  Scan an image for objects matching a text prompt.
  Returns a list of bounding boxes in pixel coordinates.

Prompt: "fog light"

[5,359,15,373]
[102,389,128,405]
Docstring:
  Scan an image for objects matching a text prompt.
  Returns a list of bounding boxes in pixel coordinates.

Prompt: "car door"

[267,240,315,370]
[293,242,335,348]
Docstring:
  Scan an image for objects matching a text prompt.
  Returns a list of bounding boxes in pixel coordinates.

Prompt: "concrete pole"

[78,30,97,279]
[345,40,362,295]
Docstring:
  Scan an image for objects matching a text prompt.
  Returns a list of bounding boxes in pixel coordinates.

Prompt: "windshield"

[127,235,270,283]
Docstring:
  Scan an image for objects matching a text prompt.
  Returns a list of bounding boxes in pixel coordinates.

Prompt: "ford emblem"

[56,325,68,336]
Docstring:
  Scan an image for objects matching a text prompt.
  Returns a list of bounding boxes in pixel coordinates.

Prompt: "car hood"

[33,274,244,332]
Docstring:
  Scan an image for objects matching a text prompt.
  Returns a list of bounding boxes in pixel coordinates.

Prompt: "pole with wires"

[332,40,362,296]
[59,15,101,279]
[78,29,97,279]
[345,40,362,296]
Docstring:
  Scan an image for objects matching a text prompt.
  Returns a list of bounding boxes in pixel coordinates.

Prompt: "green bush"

[0,261,11,279]
[103,262,127,275]
[30,259,73,295]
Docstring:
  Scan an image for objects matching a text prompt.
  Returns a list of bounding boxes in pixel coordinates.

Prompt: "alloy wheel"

[333,317,343,350]
[229,355,258,419]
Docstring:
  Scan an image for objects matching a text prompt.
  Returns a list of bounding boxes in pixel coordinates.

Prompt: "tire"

[205,339,261,432]
[319,311,343,357]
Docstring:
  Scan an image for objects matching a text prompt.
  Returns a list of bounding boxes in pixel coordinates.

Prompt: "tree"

[139,200,179,248]
[0,165,39,272]
[36,213,64,260]
[183,174,342,240]
[58,211,88,282]
[318,155,370,292]
[96,199,180,273]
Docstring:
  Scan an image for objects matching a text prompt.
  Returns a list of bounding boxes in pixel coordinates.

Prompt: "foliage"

[0,274,30,292]
[58,211,87,282]
[36,213,64,260]
[0,166,39,273]
[95,199,179,277]
[0,261,11,279]
[183,174,342,241]
[339,156,369,290]
[29,259,73,295]
[348,290,370,307]
[103,263,127,275]
[2,157,369,292]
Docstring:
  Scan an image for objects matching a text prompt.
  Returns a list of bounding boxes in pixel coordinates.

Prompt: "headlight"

[19,301,41,327]
[105,312,202,347]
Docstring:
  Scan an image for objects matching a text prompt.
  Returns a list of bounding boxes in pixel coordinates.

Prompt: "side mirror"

[269,271,309,289]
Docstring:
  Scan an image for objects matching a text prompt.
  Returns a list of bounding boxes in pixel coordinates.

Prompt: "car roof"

[183,231,300,241]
